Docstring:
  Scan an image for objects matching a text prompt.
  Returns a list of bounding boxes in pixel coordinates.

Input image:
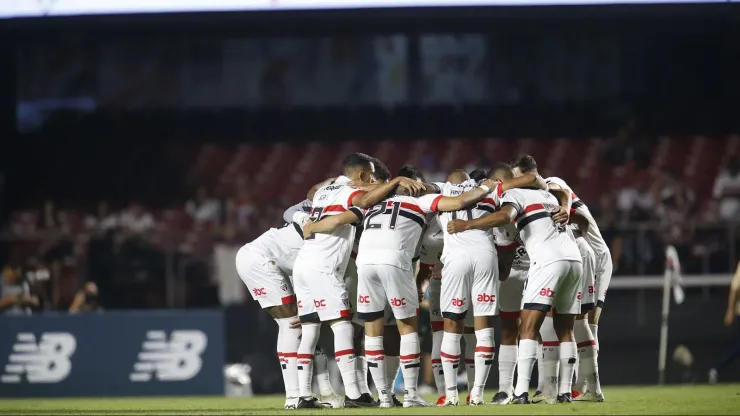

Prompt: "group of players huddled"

[236,152,612,409]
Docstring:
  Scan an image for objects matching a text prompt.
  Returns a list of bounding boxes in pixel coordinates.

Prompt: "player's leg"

[345,260,373,401]
[291,265,323,408]
[382,264,430,407]
[573,240,601,400]
[439,251,470,406]
[468,249,498,406]
[589,251,613,353]
[462,314,476,405]
[427,271,446,404]
[552,260,583,403]
[493,270,526,404]
[357,264,391,406]
[383,306,402,403]
[236,246,301,409]
[513,261,564,404]
[538,311,559,403]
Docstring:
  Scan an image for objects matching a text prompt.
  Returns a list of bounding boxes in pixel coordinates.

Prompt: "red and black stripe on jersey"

[365,200,426,229]
[502,202,551,231]
[311,205,364,222]
[476,197,497,213]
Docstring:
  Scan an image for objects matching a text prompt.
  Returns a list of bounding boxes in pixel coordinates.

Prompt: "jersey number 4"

[365,202,401,230]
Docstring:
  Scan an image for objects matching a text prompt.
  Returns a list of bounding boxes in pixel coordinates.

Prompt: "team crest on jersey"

[280,283,288,292]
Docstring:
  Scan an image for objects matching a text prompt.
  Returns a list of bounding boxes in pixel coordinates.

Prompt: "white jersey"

[296,175,364,276]
[435,180,497,252]
[356,194,439,271]
[418,216,444,267]
[499,188,581,268]
[545,176,609,256]
[246,211,310,275]
[492,224,531,271]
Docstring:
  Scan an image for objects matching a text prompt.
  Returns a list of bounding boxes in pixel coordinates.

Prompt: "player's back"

[501,188,581,267]
[437,180,496,252]
[357,194,434,271]
[297,178,363,275]
[248,221,306,274]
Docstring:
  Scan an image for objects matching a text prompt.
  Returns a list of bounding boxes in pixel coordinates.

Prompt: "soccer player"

[235,207,312,409]
[447,169,583,404]
[292,153,423,408]
[513,155,607,401]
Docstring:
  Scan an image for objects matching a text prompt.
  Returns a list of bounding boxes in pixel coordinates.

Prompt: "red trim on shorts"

[365,350,384,356]
[297,353,313,359]
[340,309,352,318]
[499,311,520,319]
[542,341,560,347]
[496,242,519,251]
[475,346,495,353]
[577,340,597,348]
[281,295,296,305]
[347,190,364,207]
[400,353,421,360]
[430,195,444,212]
[431,321,444,331]
[440,351,460,359]
[324,205,347,214]
[335,349,355,357]
[432,359,442,364]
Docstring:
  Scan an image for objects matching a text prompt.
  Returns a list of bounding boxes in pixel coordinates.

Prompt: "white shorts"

[595,251,613,306]
[357,264,419,321]
[236,245,296,309]
[428,269,442,330]
[345,257,363,325]
[576,238,596,312]
[293,256,353,322]
[440,248,498,319]
[524,260,583,315]
[499,268,528,317]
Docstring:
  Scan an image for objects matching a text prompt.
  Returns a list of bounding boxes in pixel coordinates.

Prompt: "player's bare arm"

[435,179,498,211]
[500,172,547,192]
[307,177,336,200]
[447,205,517,234]
[570,211,591,235]
[496,247,515,281]
[302,210,361,239]
[548,185,572,224]
[351,177,424,208]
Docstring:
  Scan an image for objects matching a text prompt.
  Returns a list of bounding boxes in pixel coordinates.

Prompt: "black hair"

[512,154,538,173]
[372,158,392,182]
[488,162,514,180]
[469,169,489,182]
[397,165,426,182]
[342,152,374,172]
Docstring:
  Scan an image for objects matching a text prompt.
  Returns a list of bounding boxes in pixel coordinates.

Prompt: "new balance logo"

[129,330,207,382]
[1,332,76,384]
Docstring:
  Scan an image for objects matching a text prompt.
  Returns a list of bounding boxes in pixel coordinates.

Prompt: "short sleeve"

[342,187,365,209]
[492,226,518,249]
[500,191,523,216]
[417,193,444,213]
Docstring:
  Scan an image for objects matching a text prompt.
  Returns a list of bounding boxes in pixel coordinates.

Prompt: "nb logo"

[358,295,370,304]
[390,297,406,307]
[539,288,555,298]
[130,330,207,382]
[1,332,76,384]
[452,298,466,307]
[252,288,267,297]
[314,299,327,309]
[476,293,495,303]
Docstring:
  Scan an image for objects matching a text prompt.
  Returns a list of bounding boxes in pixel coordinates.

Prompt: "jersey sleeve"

[341,187,365,209]
[492,226,518,250]
[416,193,444,213]
[546,176,570,190]
[283,199,312,223]
[499,191,523,216]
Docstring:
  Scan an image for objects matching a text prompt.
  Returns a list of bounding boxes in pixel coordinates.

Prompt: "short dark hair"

[469,169,489,182]
[488,162,514,180]
[343,152,374,172]
[512,154,538,173]
[397,165,426,182]
[372,158,392,182]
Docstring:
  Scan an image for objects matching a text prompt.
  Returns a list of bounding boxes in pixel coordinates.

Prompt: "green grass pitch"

[1,384,739,415]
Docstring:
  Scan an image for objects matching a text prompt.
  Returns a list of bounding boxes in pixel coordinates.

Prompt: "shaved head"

[488,162,514,182]
[447,169,470,184]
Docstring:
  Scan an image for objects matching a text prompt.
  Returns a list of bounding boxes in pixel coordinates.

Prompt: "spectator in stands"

[84,201,119,232]
[69,281,102,313]
[0,264,38,315]
[616,178,655,223]
[602,118,651,169]
[713,157,740,221]
[654,169,695,225]
[119,201,155,234]
[186,186,221,225]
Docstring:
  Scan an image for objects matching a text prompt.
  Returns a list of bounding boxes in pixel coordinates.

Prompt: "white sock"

[589,324,599,352]
[276,318,301,399]
[498,344,518,395]
[441,332,462,400]
[400,333,422,398]
[540,316,560,399]
[385,355,400,392]
[463,332,476,396]
[514,339,538,396]
[536,343,545,393]
[331,321,361,400]
[314,347,334,396]
[575,319,600,393]
[472,328,494,400]
[431,330,445,397]
[297,323,320,398]
[559,342,577,396]
[356,356,371,395]
[365,336,390,401]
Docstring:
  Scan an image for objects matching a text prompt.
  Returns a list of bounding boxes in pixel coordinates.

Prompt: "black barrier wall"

[0,311,225,397]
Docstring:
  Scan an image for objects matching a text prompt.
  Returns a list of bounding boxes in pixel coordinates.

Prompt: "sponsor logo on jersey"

[390,297,406,307]
[313,299,327,309]
[539,288,555,298]
[280,283,288,292]
[252,288,267,297]
[452,298,466,307]
[130,330,207,382]
[297,300,303,308]
[358,295,370,304]
[1,332,76,384]
[476,293,496,303]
